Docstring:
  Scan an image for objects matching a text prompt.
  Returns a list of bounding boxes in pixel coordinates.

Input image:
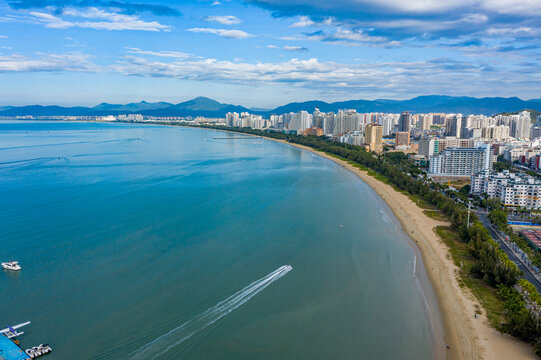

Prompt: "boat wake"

[125,265,293,360]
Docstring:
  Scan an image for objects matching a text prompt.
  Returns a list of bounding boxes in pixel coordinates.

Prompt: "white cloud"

[187,28,254,39]
[361,0,541,14]
[29,7,170,32]
[126,47,191,58]
[367,13,488,35]
[251,0,541,15]
[111,53,541,100]
[486,27,539,37]
[211,1,221,5]
[30,12,73,29]
[482,0,541,15]
[0,35,8,39]
[289,16,334,28]
[290,16,314,28]
[267,44,309,51]
[296,28,398,47]
[0,52,96,72]
[205,15,241,25]
[279,36,303,41]
[283,45,308,51]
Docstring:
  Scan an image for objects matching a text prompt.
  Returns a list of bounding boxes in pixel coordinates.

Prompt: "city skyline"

[1,0,541,107]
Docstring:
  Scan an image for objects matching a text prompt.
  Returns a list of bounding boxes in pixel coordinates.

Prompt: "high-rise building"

[365,124,383,153]
[482,125,510,140]
[420,115,432,131]
[288,110,313,133]
[418,138,440,157]
[395,132,410,147]
[429,144,492,176]
[381,115,394,136]
[398,111,411,133]
[531,126,541,140]
[431,113,446,125]
[336,109,362,134]
[323,113,336,135]
[444,114,463,138]
[510,111,531,140]
[225,112,239,127]
[313,108,325,129]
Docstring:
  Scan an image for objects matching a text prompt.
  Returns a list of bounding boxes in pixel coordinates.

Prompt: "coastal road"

[476,210,541,293]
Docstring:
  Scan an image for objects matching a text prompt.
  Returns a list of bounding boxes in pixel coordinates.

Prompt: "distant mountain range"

[1,95,541,118]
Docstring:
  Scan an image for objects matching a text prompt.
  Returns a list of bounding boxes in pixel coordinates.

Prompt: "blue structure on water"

[0,336,28,360]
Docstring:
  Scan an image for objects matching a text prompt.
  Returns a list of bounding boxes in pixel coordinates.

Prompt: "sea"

[0,121,443,359]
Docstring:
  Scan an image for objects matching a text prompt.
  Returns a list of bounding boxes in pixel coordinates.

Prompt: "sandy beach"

[275,139,537,360]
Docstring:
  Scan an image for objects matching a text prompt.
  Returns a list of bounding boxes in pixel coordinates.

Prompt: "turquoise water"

[0,121,442,359]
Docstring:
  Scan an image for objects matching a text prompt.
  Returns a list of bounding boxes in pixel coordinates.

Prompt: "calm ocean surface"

[0,121,442,359]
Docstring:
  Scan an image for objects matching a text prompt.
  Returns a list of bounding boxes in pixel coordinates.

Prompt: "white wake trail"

[126,265,293,360]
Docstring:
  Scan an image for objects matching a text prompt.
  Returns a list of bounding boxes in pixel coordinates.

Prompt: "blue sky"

[0,0,540,107]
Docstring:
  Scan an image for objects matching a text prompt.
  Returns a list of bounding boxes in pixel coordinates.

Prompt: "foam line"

[126,265,292,360]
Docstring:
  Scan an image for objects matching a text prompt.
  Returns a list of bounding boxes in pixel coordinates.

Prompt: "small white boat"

[1,261,21,271]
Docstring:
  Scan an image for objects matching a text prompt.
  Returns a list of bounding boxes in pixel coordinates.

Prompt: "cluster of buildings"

[471,170,541,209]
[103,109,540,184]
[222,109,541,179]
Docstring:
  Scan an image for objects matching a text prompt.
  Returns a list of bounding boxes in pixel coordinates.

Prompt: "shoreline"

[153,123,536,359]
[18,120,534,359]
[271,138,536,360]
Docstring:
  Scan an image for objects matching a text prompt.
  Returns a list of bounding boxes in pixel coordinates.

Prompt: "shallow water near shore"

[0,121,442,359]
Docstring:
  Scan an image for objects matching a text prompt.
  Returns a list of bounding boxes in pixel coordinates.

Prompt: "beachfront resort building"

[429,144,492,177]
[471,170,541,209]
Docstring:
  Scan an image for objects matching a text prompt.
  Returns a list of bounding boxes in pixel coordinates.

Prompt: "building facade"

[471,170,541,209]
[429,145,492,176]
[364,124,383,153]
[398,111,411,133]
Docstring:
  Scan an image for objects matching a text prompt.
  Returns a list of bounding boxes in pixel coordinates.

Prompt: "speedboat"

[1,261,21,271]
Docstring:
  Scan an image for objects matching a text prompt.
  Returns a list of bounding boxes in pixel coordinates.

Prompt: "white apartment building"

[429,145,492,176]
[482,125,510,140]
[381,116,394,136]
[335,109,362,134]
[510,111,531,140]
[287,110,313,133]
[323,113,336,135]
[471,170,541,209]
[339,131,364,146]
[225,112,239,127]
